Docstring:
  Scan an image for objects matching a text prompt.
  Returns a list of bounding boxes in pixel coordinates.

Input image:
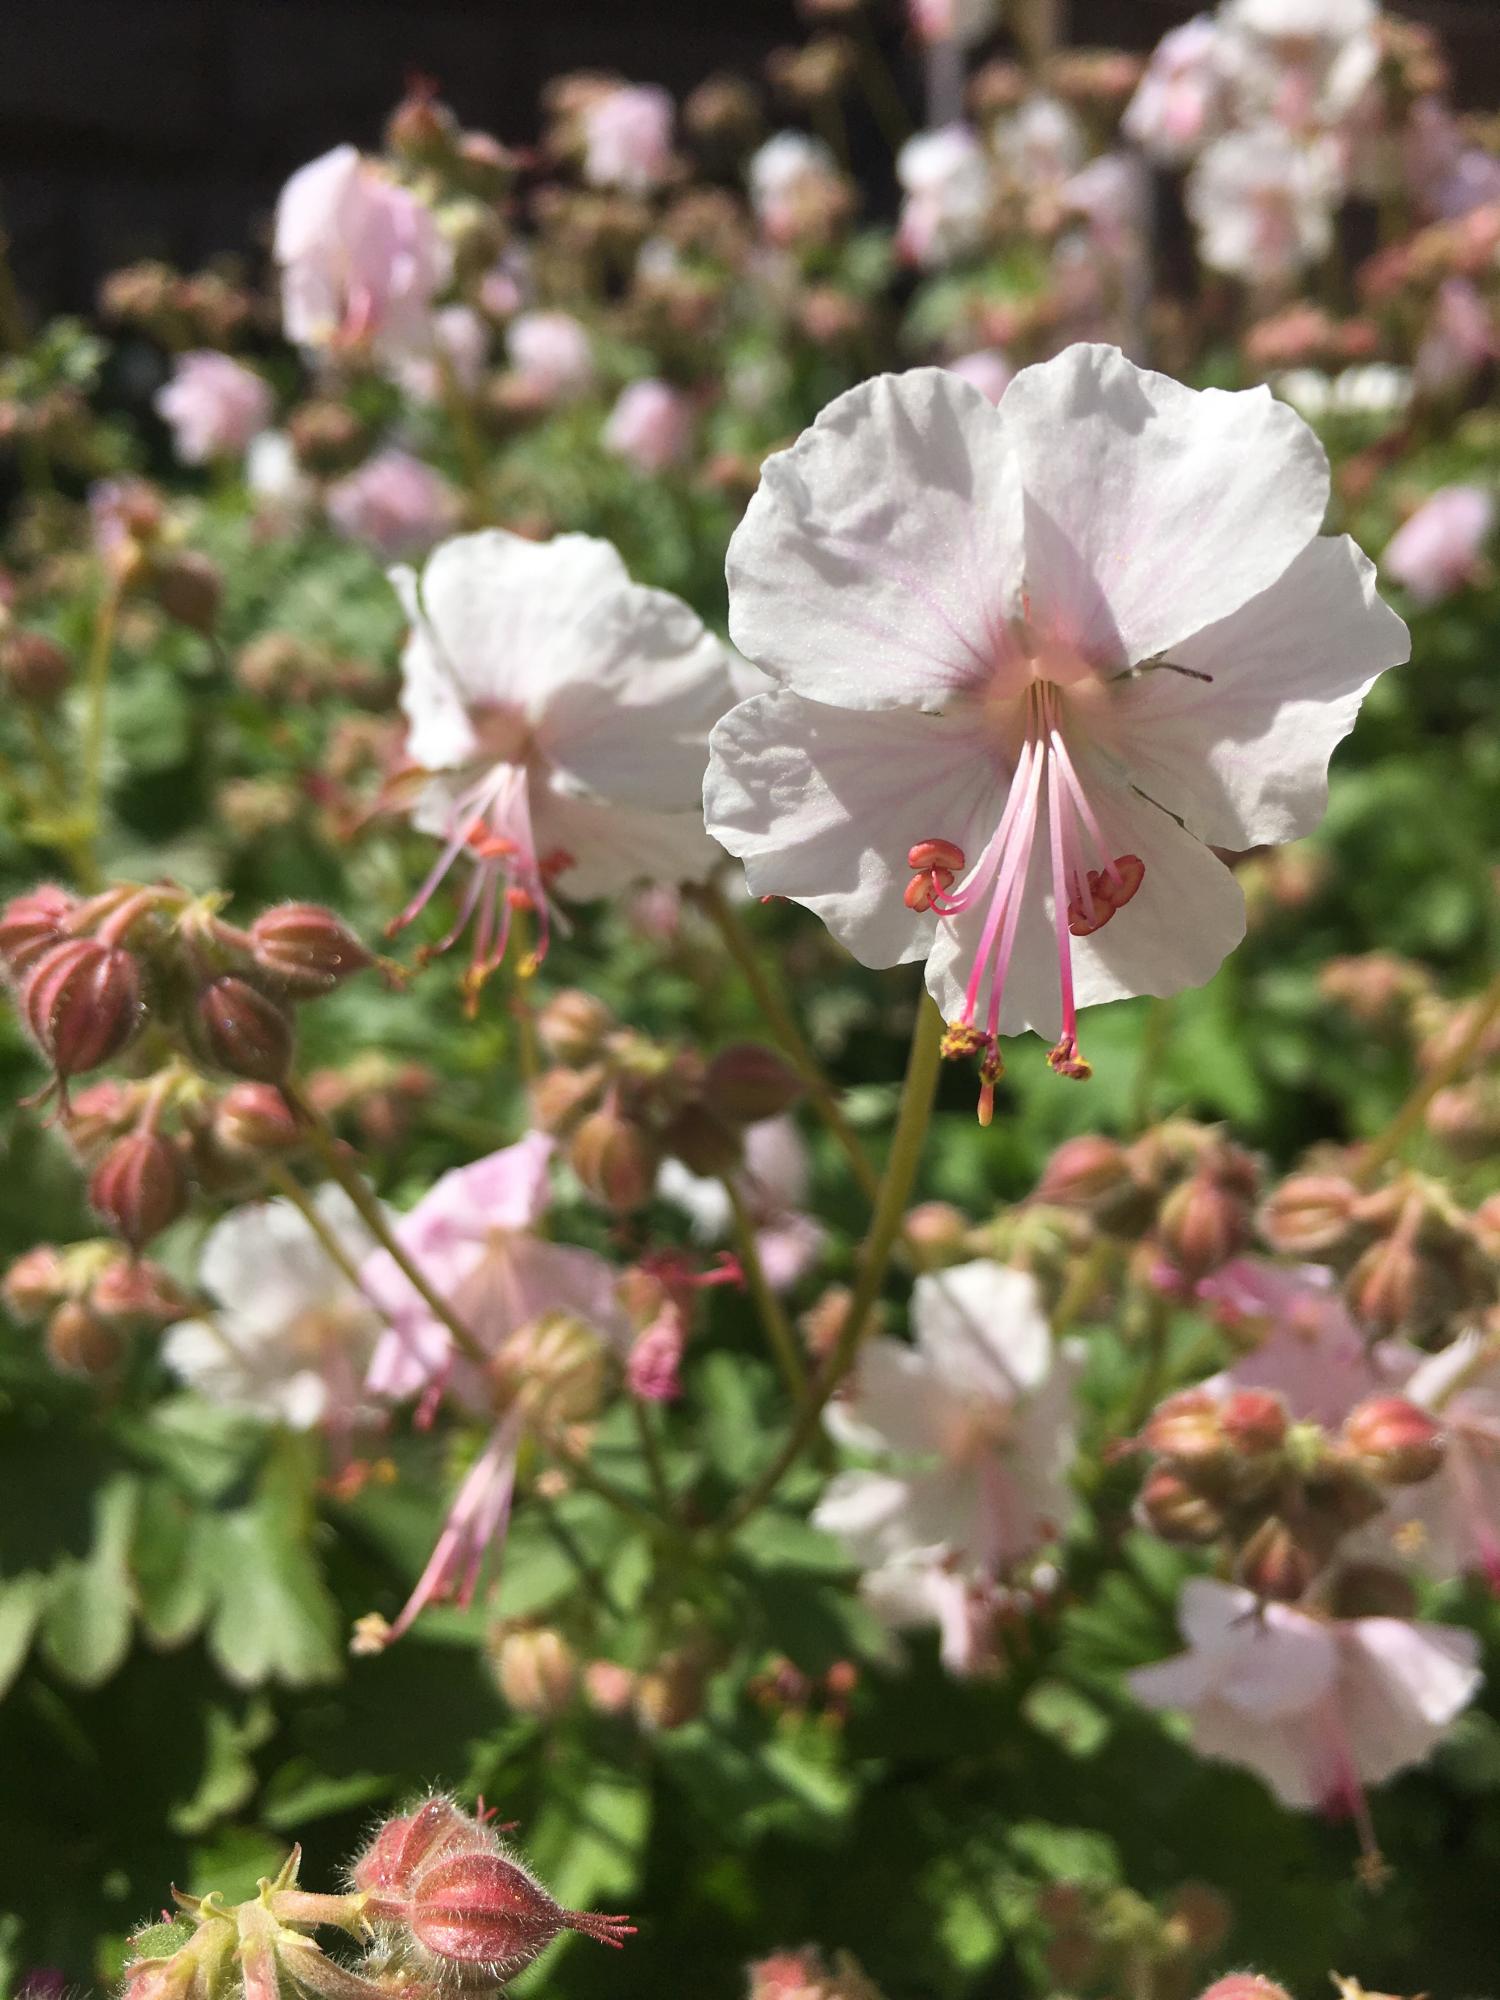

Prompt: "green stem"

[1354,967,1500,1187]
[630,1398,675,1516]
[78,579,121,882]
[724,1174,807,1402]
[695,880,881,1204]
[719,993,945,1534]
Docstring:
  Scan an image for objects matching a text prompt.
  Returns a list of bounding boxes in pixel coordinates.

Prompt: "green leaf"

[0,1572,47,1700]
[169,1700,275,1836]
[1021,1679,1111,1759]
[205,1453,341,1689]
[38,1474,139,1688]
[522,1761,650,1914]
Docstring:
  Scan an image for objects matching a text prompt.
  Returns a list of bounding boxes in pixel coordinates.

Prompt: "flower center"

[908,678,1143,1119]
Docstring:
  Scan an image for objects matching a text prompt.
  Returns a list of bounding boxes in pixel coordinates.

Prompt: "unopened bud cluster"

[530,986,803,1214]
[2,1237,192,1376]
[1,881,373,1249]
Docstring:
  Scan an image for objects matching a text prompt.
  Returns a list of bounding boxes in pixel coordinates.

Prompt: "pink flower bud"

[248,904,373,995]
[0,630,72,707]
[570,1108,660,1214]
[1197,1979,1293,2000]
[1143,1390,1229,1463]
[89,1130,188,1247]
[1342,1396,1444,1484]
[701,1042,805,1124]
[0,885,75,976]
[1158,1169,1249,1282]
[3,1244,69,1321]
[402,1849,633,1978]
[351,1796,491,1897]
[536,989,614,1064]
[491,1626,578,1718]
[1236,1516,1318,1603]
[1219,1389,1289,1456]
[63,1078,142,1159]
[1259,1173,1360,1256]
[153,551,224,635]
[91,1256,193,1330]
[213,1082,302,1156]
[22,937,144,1076]
[196,975,295,1082]
[45,1298,126,1377]
[1138,1466,1225,1544]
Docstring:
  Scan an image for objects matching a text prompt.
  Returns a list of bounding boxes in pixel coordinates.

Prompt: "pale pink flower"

[1217,0,1379,139]
[1414,279,1498,398]
[705,348,1408,1092]
[896,127,993,268]
[945,350,1012,404]
[1123,15,1226,166]
[861,1557,1009,1677]
[1131,1577,1481,1812]
[908,0,999,48]
[658,1116,826,1293]
[1368,1334,1500,1587]
[273,144,449,360]
[748,132,845,247]
[603,378,693,473]
[582,83,675,193]
[325,448,459,559]
[1199,1258,1416,1428]
[505,310,595,402]
[814,1260,1078,1575]
[154,351,273,464]
[164,1186,381,1430]
[1383,486,1494,606]
[1187,129,1341,284]
[389,529,733,982]
[392,305,490,405]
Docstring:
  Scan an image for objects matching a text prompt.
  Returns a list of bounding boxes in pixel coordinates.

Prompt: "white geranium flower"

[813,1260,1079,1575]
[896,127,994,268]
[705,347,1407,1100]
[164,1186,381,1429]
[1123,15,1226,166]
[391,529,734,983]
[1187,128,1342,284]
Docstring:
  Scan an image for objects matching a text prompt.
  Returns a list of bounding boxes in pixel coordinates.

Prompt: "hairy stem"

[723,1174,807,1402]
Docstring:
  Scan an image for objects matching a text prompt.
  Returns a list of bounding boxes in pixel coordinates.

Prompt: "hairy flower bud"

[1197,1979,1293,2000]
[91,1255,192,1330]
[351,1796,491,1896]
[288,399,368,475]
[1138,1466,1225,1544]
[395,1848,633,1978]
[22,937,144,1076]
[0,885,75,976]
[1219,1389,1289,1457]
[89,1130,188,1247]
[1344,1232,1426,1336]
[1341,1396,1444,1484]
[491,1625,578,1718]
[529,1063,606,1132]
[1158,1169,1249,1283]
[1259,1173,1360,1258]
[535,989,614,1064]
[1236,1515,1318,1603]
[196,976,295,1082]
[1144,1390,1228,1464]
[3,1244,69,1321]
[0,629,72,706]
[569,1108,659,1213]
[153,551,223,634]
[249,904,373,994]
[65,1077,145,1159]
[902,1200,970,1261]
[701,1042,804,1124]
[45,1297,126,1376]
[213,1081,302,1156]
[1035,1133,1140,1222]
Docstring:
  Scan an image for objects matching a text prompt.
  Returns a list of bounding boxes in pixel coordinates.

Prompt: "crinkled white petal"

[911,1259,1053,1400]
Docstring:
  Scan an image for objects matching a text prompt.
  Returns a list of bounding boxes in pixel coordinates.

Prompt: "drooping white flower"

[1199,1259,1417,1428]
[813,1260,1079,1578]
[164,1186,381,1429]
[273,145,449,360]
[581,83,675,193]
[1123,15,1227,165]
[1187,128,1341,284]
[391,529,733,984]
[1131,1577,1481,1813]
[896,127,994,268]
[748,133,848,247]
[1217,0,1380,137]
[705,347,1408,1100]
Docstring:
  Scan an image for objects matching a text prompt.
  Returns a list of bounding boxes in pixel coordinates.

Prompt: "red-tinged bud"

[662,1101,741,1178]
[569,1108,659,1214]
[1259,1173,1360,1258]
[89,1130,188,1247]
[1237,1516,1318,1602]
[1036,1133,1132,1208]
[583,1660,639,1715]
[196,976,295,1082]
[701,1042,805,1124]
[1344,1233,1424,1336]
[1342,1396,1444,1484]
[1157,1170,1249,1283]
[45,1297,126,1376]
[529,1063,606,1133]
[385,81,461,164]
[633,1648,708,1732]
[22,937,143,1076]
[152,550,223,634]
[91,1255,193,1330]
[535,989,614,1064]
[902,1200,970,1260]
[401,1849,634,1978]
[248,904,373,995]
[1220,1389,1289,1456]
[1143,1390,1228,1463]
[351,1796,492,1897]
[213,1081,302,1156]
[491,1625,578,1718]
[1196,1979,1293,2000]
[288,399,368,475]
[0,885,75,976]
[0,629,72,706]
[1138,1466,1225,1544]
[3,1244,69,1321]
[64,1077,144,1159]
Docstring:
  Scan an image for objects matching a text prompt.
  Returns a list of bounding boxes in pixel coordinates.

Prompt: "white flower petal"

[911,1260,1053,1399]
[726,369,1026,709]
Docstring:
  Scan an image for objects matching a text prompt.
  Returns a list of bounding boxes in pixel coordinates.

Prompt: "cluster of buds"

[120,1799,632,2000]
[306,1054,437,1150]
[235,631,391,709]
[89,478,225,635]
[747,1654,859,1726]
[747,1947,885,2000]
[529,987,803,1215]
[1041,1880,1229,2000]
[1034,1121,1260,1293]
[1319,952,1435,1036]
[1137,1385,1443,1603]
[99,259,257,348]
[581,1637,716,1733]
[1,882,374,1246]
[1261,1168,1496,1339]
[2,1237,192,1376]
